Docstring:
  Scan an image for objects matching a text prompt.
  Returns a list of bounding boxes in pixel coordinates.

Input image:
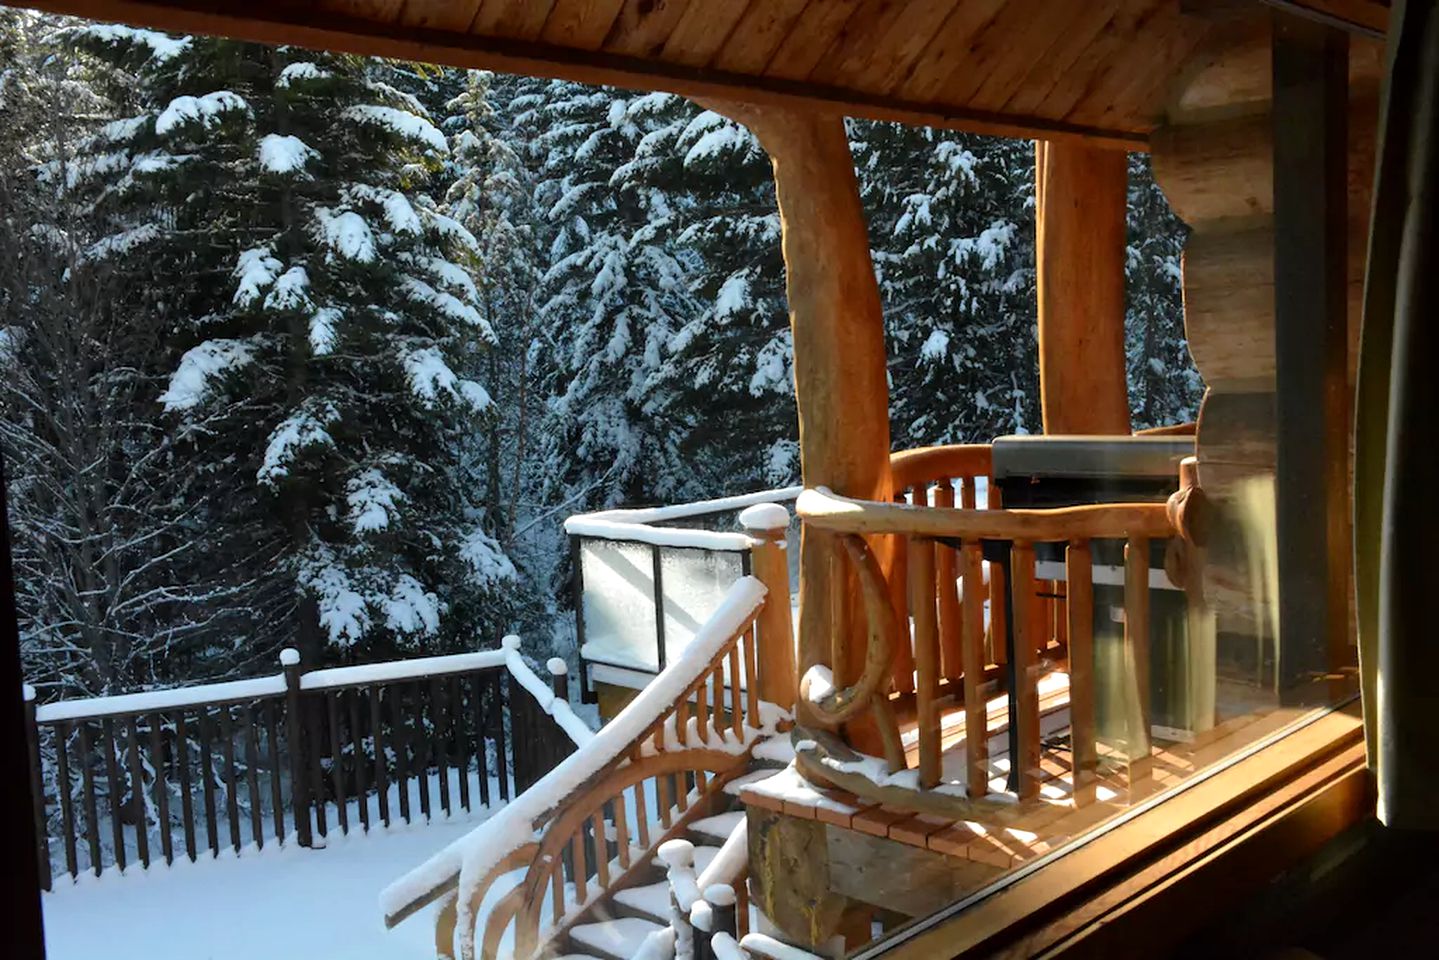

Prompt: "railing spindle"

[392,685,412,823]
[55,722,79,878]
[326,694,348,835]
[431,676,451,817]
[908,536,941,789]
[890,491,917,697]
[472,673,490,808]
[198,710,220,857]
[987,481,1009,666]
[146,713,169,863]
[613,794,631,869]
[369,687,390,826]
[573,825,589,903]
[123,719,150,868]
[174,713,196,860]
[1011,541,1042,800]
[633,781,651,847]
[78,722,101,875]
[241,706,263,848]
[591,810,610,887]
[1125,536,1153,764]
[263,700,285,842]
[728,645,743,740]
[305,692,328,838]
[961,543,989,798]
[742,627,758,726]
[494,672,510,803]
[101,718,127,870]
[346,689,369,832]
[218,706,242,853]
[934,479,963,683]
[694,677,709,747]
[1066,541,1097,794]
[450,675,469,812]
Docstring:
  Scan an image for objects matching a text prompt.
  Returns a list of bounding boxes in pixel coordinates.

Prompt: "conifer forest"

[0,10,1201,700]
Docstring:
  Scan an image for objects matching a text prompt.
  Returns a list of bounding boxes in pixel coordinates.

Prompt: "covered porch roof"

[20,0,1389,149]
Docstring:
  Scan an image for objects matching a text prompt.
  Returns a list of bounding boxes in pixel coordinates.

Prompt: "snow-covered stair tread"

[612,880,671,923]
[569,917,665,960]
[689,810,745,845]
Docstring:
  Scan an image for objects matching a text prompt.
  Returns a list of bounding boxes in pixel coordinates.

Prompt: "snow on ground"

[44,806,492,960]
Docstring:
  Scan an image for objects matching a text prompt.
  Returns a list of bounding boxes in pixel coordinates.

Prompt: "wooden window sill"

[860,702,1369,959]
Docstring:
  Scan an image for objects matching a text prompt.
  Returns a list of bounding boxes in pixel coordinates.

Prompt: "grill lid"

[990,434,1195,480]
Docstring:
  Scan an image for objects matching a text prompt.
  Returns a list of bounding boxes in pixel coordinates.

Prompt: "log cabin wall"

[1149,14,1381,677]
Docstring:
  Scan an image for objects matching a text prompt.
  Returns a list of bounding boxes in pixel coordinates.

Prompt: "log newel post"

[546,657,570,703]
[280,648,311,848]
[740,503,796,712]
[24,683,50,892]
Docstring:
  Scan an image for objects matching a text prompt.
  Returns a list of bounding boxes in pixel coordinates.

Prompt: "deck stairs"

[547,761,784,960]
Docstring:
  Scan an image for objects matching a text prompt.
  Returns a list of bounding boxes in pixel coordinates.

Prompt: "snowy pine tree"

[525,83,699,514]
[65,28,516,662]
[854,121,1040,445]
[1125,153,1201,428]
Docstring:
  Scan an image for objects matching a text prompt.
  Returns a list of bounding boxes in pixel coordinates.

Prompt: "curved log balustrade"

[792,445,1180,815]
[429,605,778,960]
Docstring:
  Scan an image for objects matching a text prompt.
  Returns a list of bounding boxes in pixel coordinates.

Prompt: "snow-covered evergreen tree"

[619,105,798,491]
[64,28,515,662]
[1125,153,1201,428]
[524,83,699,514]
[854,121,1040,445]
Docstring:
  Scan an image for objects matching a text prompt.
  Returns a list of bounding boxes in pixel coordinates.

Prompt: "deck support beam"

[712,104,894,732]
[1271,14,1350,702]
[1035,141,1132,435]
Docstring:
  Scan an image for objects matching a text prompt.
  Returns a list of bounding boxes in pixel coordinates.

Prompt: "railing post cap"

[501,635,522,651]
[703,883,737,907]
[279,648,301,667]
[22,683,36,703]
[657,838,696,868]
[546,657,568,676]
[739,502,789,533]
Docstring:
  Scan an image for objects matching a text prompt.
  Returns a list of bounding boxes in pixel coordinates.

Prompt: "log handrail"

[888,443,994,492]
[420,594,780,960]
[797,486,1175,540]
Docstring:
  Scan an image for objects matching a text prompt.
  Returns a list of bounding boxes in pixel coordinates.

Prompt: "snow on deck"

[43,810,493,960]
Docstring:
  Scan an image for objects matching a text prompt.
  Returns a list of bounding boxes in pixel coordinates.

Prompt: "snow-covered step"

[569,916,665,960]
[612,879,672,924]
[688,810,745,846]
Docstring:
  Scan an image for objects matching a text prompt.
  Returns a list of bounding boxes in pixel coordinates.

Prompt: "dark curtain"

[1355,0,1439,831]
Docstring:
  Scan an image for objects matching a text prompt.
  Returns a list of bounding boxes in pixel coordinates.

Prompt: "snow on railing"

[379,576,771,929]
[564,486,801,552]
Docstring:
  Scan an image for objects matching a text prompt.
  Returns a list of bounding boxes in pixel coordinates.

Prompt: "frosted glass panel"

[579,540,660,670]
[659,547,744,669]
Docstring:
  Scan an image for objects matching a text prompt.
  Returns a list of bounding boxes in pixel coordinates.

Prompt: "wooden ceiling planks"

[851,0,971,95]
[470,0,558,42]
[929,0,1071,111]
[710,0,812,75]
[601,0,690,58]
[658,0,754,68]
[892,0,1009,104]
[1072,8,1215,129]
[997,1,1123,117]
[396,0,480,33]
[539,0,628,49]
[27,0,1363,149]
[761,0,867,82]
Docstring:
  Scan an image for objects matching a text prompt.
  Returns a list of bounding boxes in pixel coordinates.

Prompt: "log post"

[705,103,893,741]
[740,503,796,711]
[1035,140,1131,435]
[280,648,312,848]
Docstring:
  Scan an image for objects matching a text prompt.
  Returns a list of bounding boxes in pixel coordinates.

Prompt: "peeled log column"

[710,104,893,730]
[1035,140,1130,435]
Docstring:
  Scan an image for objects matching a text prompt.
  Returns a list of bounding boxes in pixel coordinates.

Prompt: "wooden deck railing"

[796,456,1176,804]
[415,587,778,960]
[24,638,585,887]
